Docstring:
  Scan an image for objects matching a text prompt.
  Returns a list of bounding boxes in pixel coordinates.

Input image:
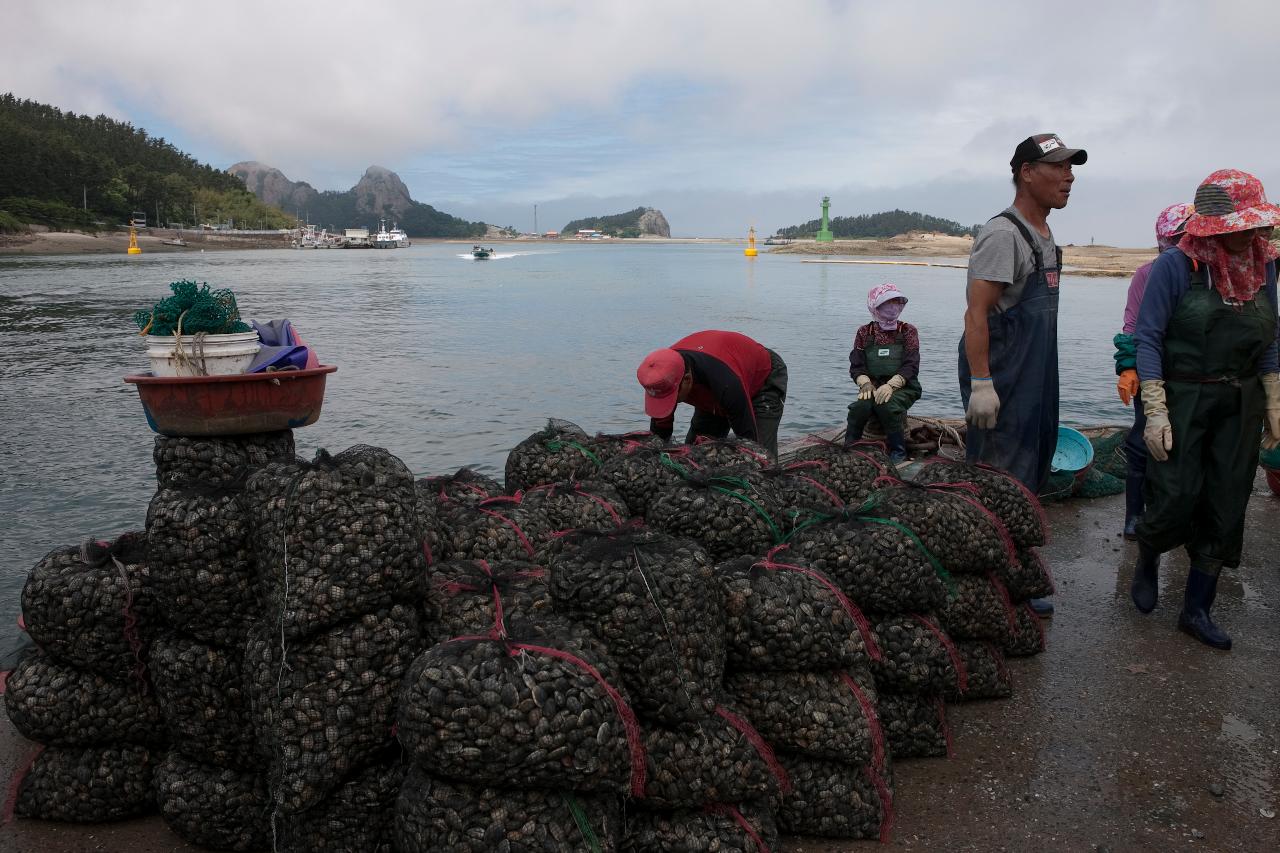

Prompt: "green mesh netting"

[133,280,251,336]
[1089,431,1129,480]
[1037,431,1128,502]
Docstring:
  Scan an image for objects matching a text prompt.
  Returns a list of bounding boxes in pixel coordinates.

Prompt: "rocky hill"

[229,162,485,238]
[562,206,670,238]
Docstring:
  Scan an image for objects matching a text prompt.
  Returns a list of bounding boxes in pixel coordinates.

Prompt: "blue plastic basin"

[1050,426,1094,473]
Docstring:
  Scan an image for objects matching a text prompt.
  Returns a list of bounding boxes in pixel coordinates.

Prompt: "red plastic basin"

[1266,466,1280,497]
[124,365,337,436]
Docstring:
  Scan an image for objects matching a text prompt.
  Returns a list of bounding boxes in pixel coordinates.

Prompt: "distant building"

[576,229,605,240]
[543,231,560,239]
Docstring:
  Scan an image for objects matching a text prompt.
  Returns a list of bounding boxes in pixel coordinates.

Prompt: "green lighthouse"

[816,195,834,243]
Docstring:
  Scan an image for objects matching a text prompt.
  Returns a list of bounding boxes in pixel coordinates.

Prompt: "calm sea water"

[0,241,1134,643]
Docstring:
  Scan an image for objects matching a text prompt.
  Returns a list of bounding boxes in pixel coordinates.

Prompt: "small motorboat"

[472,245,493,259]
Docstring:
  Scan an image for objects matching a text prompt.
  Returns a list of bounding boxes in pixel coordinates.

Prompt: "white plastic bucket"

[145,331,262,377]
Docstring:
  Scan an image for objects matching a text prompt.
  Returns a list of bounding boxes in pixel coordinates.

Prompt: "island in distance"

[562,207,671,238]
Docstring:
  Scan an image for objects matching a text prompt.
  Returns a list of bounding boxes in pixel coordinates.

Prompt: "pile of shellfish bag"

[8,532,163,823]
[242,444,426,850]
[715,547,894,841]
[145,431,296,848]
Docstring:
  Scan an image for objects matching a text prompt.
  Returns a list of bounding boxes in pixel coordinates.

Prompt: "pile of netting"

[6,418,1053,849]
[133,279,251,336]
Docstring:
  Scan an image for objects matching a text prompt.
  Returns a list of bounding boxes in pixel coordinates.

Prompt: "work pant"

[846,382,922,437]
[1137,380,1264,568]
[1125,392,1148,521]
[687,349,788,456]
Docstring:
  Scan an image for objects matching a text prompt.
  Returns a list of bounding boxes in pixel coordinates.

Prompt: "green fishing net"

[1089,431,1129,479]
[133,280,251,336]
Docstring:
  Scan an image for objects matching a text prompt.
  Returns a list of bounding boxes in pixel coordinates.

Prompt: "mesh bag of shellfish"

[548,530,725,724]
[587,429,665,465]
[639,705,789,809]
[913,458,1048,548]
[145,484,260,646]
[621,801,779,853]
[1003,601,1048,657]
[274,753,405,853]
[758,465,848,517]
[595,443,699,517]
[149,632,262,770]
[395,767,623,853]
[854,481,1018,575]
[397,628,644,794]
[685,436,773,470]
[646,470,789,562]
[4,647,164,748]
[20,532,153,681]
[420,467,503,506]
[718,553,879,672]
[521,480,632,532]
[533,524,641,566]
[244,446,425,641]
[415,468,504,564]
[877,691,952,759]
[936,573,1020,644]
[775,754,894,841]
[998,547,1057,601]
[424,559,553,642]
[153,751,270,851]
[870,614,968,696]
[782,517,950,615]
[245,603,421,814]
[439,494,553,563]
[153,431,296,490]
[785,438,893,505]
[721,669,885,766]
[10,744,157,823]
[505,419,605,492]
[946,641,1013,702]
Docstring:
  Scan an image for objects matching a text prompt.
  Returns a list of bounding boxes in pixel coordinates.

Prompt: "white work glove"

[1263,373,1280,450]
[966,379,1000,429]
[1141,379,1173,462]
[856,374,875,401]
[873,374,906,405]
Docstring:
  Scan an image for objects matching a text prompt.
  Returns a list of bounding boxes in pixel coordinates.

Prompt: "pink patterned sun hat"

[1184,169,1280,237]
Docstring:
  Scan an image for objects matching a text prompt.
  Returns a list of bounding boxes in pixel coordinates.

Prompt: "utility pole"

[533,204,538,235]
[82,185,87,210]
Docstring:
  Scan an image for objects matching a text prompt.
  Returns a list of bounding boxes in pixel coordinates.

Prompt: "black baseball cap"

[1011,134,1088,172]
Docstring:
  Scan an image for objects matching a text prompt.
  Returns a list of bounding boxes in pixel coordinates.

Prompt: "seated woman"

[845,283,922,461]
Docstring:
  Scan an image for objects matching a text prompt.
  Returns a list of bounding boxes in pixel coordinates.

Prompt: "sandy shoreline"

[0,230,292,255]
[771,233,1155,277]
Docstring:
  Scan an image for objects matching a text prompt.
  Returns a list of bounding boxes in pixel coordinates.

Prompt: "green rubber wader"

[1137,268,1275,567]
[847,331,922,435]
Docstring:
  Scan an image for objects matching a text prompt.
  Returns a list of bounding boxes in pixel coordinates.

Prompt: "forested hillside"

[776,209,980,239]
[0,93,291,232]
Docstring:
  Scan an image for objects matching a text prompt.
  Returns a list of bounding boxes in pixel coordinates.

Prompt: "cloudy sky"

[5,1,1278,244]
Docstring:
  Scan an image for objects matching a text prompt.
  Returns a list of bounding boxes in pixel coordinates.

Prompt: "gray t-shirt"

[967,206,1058,312]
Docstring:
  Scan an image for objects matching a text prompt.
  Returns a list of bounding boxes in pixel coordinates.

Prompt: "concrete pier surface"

[2,482,1277,853]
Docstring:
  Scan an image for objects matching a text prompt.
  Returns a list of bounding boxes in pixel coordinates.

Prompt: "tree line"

[775,209,981,239]
[562,207,651,238]
[0,93,292,232]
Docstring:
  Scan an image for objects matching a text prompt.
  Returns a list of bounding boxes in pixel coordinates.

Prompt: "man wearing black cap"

[958,133,1086,613]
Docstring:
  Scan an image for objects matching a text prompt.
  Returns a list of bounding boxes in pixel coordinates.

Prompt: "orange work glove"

[1116,369,1139,406]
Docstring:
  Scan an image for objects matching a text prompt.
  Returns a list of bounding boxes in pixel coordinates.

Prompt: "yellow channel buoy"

[127,225,142,255]
[744,226,758,257]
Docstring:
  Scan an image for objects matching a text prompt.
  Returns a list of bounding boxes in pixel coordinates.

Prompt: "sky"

[4,1,1280,245]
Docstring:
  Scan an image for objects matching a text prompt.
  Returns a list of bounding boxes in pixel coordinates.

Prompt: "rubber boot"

[886,431,907,463]
[1129,542,1159,614]
[1123,472,1144,540]
[1178,561,1231,650]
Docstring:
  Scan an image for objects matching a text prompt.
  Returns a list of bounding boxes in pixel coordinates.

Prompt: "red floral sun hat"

[1183,169,1280,237]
